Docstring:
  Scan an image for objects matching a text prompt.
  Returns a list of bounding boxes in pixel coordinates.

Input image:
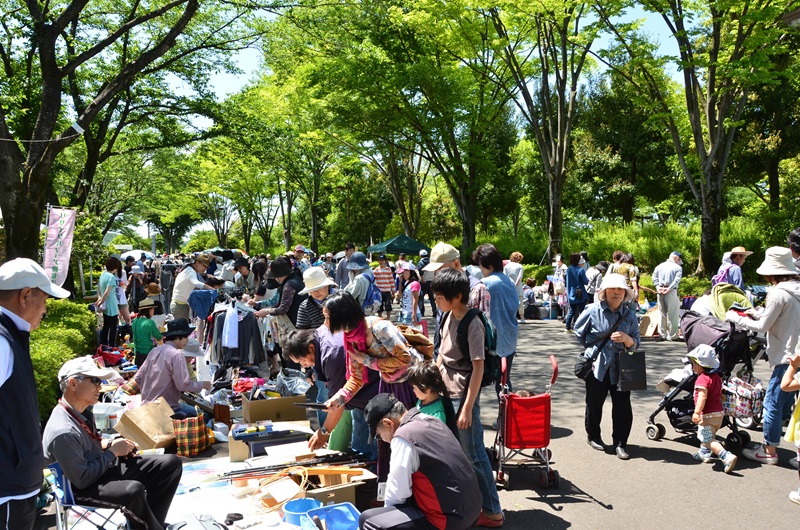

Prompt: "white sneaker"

[722,453,738,474]
[790,488,800,506]
[692,451,712,463]
[742,444,779,465]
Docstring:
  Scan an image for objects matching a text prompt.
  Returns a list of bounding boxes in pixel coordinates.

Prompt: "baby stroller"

[489,355,559,490]
[644,310,762,450]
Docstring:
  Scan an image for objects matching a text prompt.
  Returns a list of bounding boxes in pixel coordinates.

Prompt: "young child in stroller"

[688,345,738,473]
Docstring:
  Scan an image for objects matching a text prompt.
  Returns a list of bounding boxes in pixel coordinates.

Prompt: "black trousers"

[360,505,438,530]
[100,314,119,346]
[0,496,36,530]
[584,370,632,447]
[73,454,182,530]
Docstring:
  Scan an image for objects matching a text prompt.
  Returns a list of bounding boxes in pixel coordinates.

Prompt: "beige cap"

[423,242,460,272]
[0,258,70,298]
[58,355,117,382]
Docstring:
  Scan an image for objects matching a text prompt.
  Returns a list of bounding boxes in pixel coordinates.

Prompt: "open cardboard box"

[241,394,307,423]
[302,468,377,507]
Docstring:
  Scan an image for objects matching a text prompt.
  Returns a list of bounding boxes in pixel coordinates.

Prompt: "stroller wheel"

[646,423,665,441]
[496,471,508,490]
[548,470,560,489]
[538,469,548,488]
[725,431,745,450]
[738,430,751,447]
[735,415,761,431]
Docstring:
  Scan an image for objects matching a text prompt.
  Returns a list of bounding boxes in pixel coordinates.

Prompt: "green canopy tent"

[367,235,430,256]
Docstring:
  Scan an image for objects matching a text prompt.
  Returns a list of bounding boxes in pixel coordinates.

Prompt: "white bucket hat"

[596,273,634,303]
[299,266,336,295]
[756,246,798,277]
[181,338,204,357]
[687,344,720,371]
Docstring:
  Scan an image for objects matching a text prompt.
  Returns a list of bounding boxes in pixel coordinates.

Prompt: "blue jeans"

[565,302,586,330]
[351,407,376,461]
[451,396,502,515]
[315,376,329,428]
[763,364,798,447]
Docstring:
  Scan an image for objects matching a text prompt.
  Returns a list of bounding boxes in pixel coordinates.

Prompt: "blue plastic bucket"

[283,498,322,526]
[301,503,361,530]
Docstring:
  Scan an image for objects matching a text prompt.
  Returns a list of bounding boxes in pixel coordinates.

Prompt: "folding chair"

[47,463,126,530]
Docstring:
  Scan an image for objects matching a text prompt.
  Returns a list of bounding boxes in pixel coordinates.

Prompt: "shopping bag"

[173,410,212,457]
[396,324,434,360]
[271,313,296,347]
[617,350,647,391]
[114,396,176,449]
[120,378,140,396]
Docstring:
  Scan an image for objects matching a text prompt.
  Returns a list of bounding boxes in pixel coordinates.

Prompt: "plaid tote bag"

[172,409,212,457]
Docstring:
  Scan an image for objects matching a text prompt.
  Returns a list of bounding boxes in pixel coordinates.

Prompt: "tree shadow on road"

[505,508,571,529]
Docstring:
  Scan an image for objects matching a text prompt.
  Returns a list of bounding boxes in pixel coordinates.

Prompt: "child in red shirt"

[689,345,737,474]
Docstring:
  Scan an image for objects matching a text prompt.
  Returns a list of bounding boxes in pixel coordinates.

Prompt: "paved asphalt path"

[487,318,796,529]
[37,314,797,529]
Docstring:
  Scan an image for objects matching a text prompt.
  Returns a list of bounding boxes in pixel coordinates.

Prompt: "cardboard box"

[304,469,377,507]
[229,436,250,463]
[242,394,307,423]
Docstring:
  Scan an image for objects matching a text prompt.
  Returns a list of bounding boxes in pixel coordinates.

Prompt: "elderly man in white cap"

[0,258,69,529]
[43,356,182,530]
[651,251,684,341]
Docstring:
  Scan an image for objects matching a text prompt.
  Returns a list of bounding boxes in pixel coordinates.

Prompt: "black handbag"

[617,349,647,391]
[573,311,625,380]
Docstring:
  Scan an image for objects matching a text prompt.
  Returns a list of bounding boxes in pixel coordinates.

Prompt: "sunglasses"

[77,376,102,385]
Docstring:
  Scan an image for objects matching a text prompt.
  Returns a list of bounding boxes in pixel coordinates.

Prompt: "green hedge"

[30,299,97,420]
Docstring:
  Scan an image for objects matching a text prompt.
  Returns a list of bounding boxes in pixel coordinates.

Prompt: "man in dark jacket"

[359,394,483,530]
[0,258,70,529]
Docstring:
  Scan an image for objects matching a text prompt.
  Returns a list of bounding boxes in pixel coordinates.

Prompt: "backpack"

[362,274,383,314]
[442,308,500,387]
[711,264,733,287]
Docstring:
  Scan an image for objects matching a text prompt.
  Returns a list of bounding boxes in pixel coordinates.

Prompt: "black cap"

[365,393,399,442]
[378,254,387,261]
[234,257,250,269]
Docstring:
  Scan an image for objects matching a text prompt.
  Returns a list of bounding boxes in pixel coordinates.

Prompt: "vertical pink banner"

[42,208,77,287]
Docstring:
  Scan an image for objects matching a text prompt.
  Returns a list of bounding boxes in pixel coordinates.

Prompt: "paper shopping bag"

[114,397,176,449]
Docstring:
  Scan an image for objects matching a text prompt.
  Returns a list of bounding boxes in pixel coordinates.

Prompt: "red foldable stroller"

[490,355,559,490]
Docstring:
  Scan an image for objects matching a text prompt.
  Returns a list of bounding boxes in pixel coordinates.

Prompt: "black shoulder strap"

[589,309,626,360]
[456,308,481,360]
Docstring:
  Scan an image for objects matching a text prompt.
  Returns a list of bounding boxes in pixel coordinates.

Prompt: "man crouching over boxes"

[43,356,182,530]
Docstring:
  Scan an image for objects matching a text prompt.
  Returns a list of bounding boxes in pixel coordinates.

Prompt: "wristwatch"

[319,426,329,436]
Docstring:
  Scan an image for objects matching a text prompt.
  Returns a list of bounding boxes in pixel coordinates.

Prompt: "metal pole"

[42,203,51,265]
[78,259,86,296]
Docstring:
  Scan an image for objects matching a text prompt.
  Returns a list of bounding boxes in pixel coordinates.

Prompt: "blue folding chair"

[47,463,126,530]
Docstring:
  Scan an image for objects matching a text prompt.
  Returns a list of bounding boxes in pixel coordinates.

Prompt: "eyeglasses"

[77,376,102,386]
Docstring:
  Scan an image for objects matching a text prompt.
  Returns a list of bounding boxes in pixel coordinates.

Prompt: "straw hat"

[596,273,635,303]
[145,283,161,295]
[137,298,155,310]
[299,266,336,295]
[756,246,798,277]
[729,246,753,256]
[193,254,211,267]
[687,344,720,371]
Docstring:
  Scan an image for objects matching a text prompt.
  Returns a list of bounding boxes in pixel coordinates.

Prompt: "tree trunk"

[548,172,563,257]
[766,157,780,211]
[697,168,723,277]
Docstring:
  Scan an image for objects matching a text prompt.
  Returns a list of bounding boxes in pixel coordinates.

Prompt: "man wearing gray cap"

[43,356,182,530]
[0,258,70,529]
[651,252,684,341]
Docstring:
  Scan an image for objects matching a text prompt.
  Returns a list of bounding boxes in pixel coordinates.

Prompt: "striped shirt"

[373,266,395,293]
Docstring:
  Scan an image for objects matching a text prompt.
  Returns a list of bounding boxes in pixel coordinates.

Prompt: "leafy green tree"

[0,0,259,259]
[263,0,514,250]
[597,0,797,273]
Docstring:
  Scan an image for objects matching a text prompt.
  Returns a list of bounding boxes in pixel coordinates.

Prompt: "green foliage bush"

[30,299,97,419]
